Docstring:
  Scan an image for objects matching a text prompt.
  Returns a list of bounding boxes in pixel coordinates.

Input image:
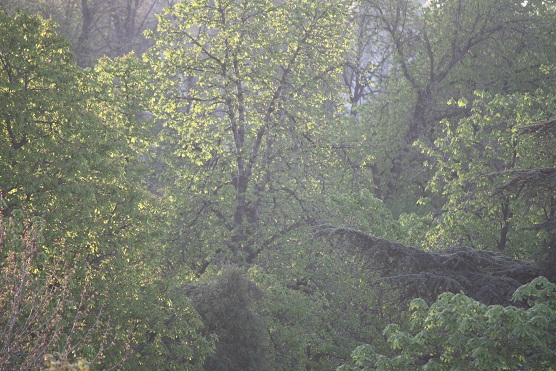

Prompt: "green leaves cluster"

[341,277,556,370]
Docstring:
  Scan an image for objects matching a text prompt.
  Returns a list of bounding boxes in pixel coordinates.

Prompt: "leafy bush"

[341,277,556,370]
[184,267,269,371]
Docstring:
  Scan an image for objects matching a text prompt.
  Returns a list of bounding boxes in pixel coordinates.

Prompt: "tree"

[0,9,149,256]
[0,10,214,368]
[368,0,556,140]
[146,0,354,268]
[343,0,395,115]
[416,91,556,260]
[340,276,556,370]
[350,0,556,211]
[496,115,556,281]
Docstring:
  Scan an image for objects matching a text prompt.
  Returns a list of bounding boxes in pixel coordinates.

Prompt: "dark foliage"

[181,267,269,371]
[317,227,540,306]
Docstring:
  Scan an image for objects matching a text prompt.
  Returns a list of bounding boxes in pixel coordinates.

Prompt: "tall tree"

[349,0,556,211]
[147,0,353,268]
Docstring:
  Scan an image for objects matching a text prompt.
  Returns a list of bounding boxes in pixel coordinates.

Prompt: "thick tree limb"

[316,226,540,305]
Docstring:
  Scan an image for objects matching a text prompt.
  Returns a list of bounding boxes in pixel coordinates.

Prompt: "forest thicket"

[0,0,555,369]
